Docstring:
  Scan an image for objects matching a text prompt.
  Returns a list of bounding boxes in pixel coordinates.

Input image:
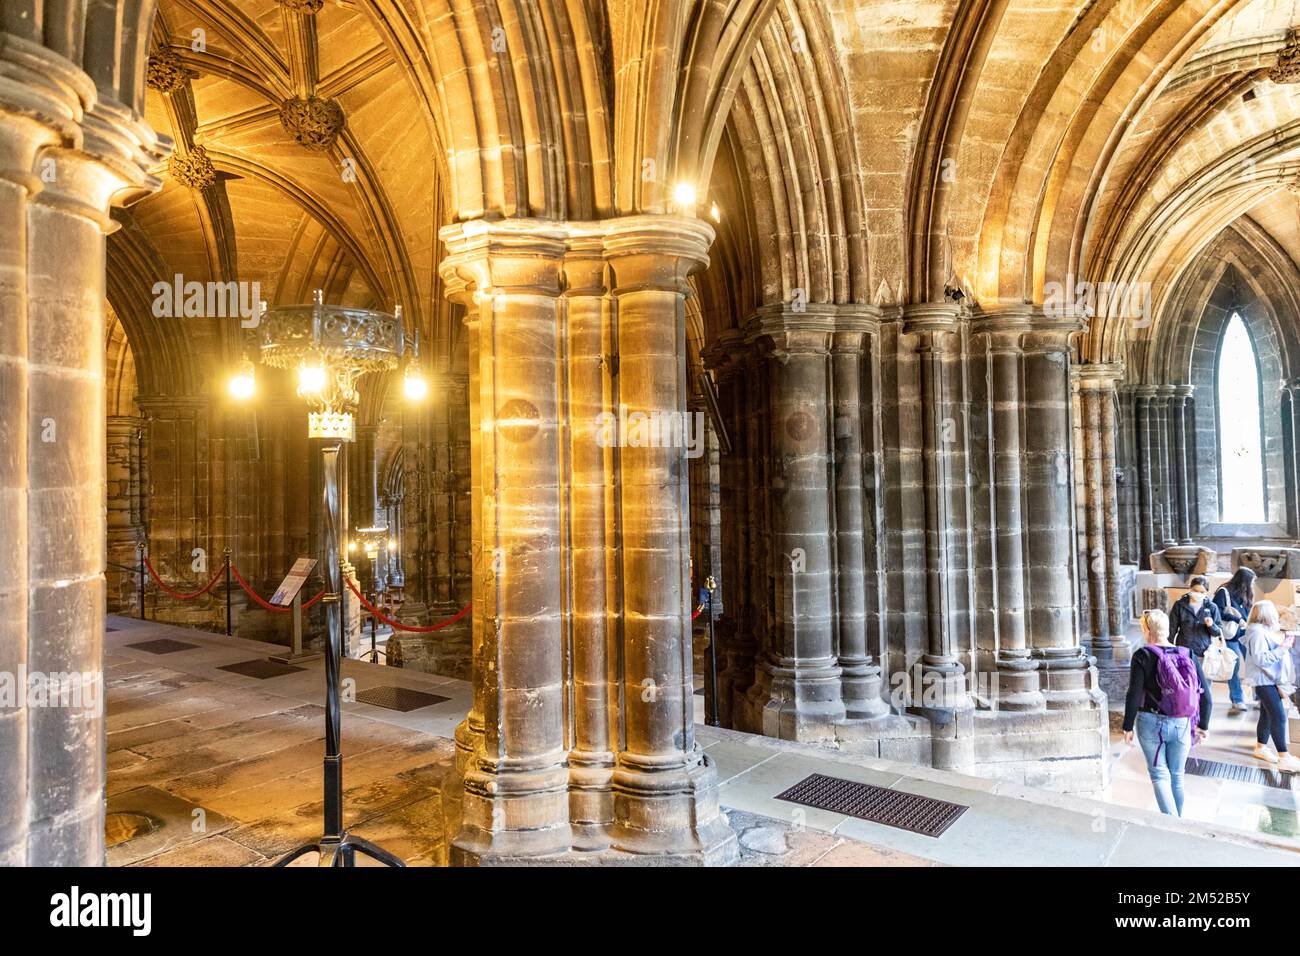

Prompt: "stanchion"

[223,547,233,637]
[705,575,719,728]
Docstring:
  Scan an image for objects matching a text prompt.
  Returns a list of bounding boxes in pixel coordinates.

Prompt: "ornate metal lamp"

[261,291,407,868]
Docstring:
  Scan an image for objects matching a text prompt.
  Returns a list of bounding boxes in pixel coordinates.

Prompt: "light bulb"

[403,368,428,401]
[298,364,326,395]
[673,182,697,208]
[228,363,255,400]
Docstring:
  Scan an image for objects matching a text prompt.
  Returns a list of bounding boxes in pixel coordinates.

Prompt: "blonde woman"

[1242,601,1299,770]
[1122,608,1210,816]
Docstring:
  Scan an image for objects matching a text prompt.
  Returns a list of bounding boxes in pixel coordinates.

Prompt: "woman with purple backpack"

[1123,608,1211,816]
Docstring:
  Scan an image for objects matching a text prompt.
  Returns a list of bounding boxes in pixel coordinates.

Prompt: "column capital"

[1073,362,1126,390]
[901,301,963,336]
[438,219,569,306]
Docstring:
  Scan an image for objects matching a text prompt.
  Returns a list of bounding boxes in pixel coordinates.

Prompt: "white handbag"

[1202,636,1236,683]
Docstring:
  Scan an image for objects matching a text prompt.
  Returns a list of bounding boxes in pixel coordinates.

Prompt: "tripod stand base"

[275,831,406,868]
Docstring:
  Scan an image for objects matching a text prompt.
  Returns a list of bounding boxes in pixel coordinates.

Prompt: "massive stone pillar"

[604,218,732,861]
[973,313,1042,710]
[0,36,164,866]
[830,319,889,720]
[750,317,845,740]
[1022,313,1096,709]
[440,222,572,863]
[439,216,732,865]
[901,303,973,768]
[1076,364,1129,660]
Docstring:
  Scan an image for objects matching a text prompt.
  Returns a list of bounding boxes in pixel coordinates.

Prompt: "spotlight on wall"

[709,201,721,223]
[228,360,256,400]
[673,182,697,209]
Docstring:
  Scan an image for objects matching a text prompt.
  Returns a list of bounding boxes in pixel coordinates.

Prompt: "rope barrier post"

[223,547,233,637]
[137,542,146,621]
[291,590,304,658]
[706,575,719,728]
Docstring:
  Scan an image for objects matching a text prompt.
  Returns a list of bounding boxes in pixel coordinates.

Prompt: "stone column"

[1023,312,1096,708]
[1076,364,1129,660]
[973,312,1042,710]
[1168,385,1194,544]
[439,216,732,864]
[440,221,572,863]
[707,332,756,727]
[1133,386,1158,567]
[829,316,888,720]
[559,235,615,850]
[748,312,844,740]
[1153,385,1177,548]
[604,217,733,862]
[1180,387,1199,540]
[901,303,973,769]
[0,38,164,865]
[1283,380,1300,538]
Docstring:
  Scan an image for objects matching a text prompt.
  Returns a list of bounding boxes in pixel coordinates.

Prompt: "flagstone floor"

[104,615,1300,866]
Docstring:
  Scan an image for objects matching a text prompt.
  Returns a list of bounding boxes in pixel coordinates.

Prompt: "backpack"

[1152,645,1201,719]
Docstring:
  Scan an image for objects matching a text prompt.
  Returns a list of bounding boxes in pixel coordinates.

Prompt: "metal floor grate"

[776,773,968,837]
[354,685,449,712]
[1185,757,1296,791]
[218,658,306,680]
[126,638,199,655]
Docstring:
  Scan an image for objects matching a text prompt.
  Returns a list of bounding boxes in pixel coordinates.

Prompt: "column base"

[756,657,847,741]
[1034,648,1104,710]
[609,749,737,864]
[992,655,1045,712]
[567,751,615,852]
[449,758,573,864]
[839,657,891,719]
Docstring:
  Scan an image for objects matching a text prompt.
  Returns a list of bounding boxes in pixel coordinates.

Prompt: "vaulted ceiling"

[101,0,1300,398]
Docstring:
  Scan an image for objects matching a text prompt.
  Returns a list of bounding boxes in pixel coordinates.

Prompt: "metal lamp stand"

[276,440,404,867]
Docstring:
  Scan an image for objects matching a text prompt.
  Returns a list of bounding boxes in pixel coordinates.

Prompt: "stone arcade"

[5,0,1300,866]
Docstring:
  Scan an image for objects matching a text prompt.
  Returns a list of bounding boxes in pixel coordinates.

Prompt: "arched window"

[1217,312,1266,523]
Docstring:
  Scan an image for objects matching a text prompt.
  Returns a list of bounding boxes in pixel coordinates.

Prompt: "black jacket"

[1123,644,1212,732]
[1170,593,1222,657]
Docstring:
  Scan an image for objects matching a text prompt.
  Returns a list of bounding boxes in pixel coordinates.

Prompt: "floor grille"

[126,638,199,655]
[1185,756,1296,791]
[776,773,968,837]
[218,659,306,680]
[354,685,449,712]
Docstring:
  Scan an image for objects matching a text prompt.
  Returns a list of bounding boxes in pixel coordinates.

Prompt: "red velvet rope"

[229,563,324,612]
[143,555,226,601]
[692,604,704,621]
[345,576,470,633]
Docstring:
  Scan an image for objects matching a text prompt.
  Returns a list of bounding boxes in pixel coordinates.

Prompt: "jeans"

[1135,711,1192,816]
[1256,684,1290,753]
[1226,638,1246,705]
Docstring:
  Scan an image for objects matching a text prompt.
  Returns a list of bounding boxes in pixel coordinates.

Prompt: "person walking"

[1170,574,1222,724]
[1213,566,1256,715]
[1123,608,1210,816]
[1242,600,1300,771]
